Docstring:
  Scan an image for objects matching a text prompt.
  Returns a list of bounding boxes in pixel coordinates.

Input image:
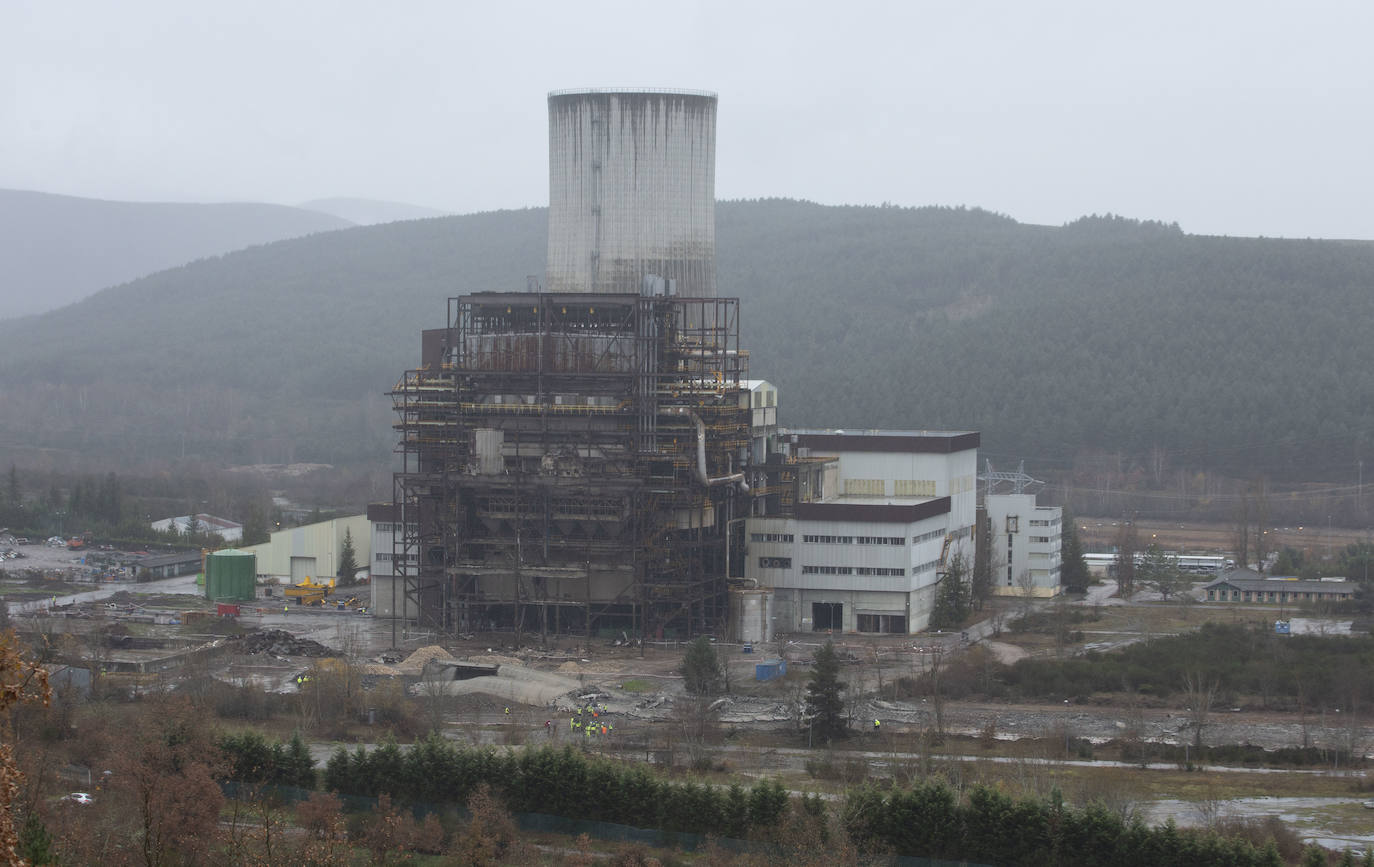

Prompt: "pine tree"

[1060,512,1091,593]
[929,553,970,630]
[681,636,722,695]
[337,527,359,584]
[17,813,54,865]
[1114,520,1138,598]
[240,502,269,547]
[804,640,848,744]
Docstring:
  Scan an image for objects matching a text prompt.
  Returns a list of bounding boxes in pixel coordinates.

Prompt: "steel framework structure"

[392,291,749,641]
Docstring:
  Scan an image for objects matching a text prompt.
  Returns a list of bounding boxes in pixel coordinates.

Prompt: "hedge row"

[844,782,1284,867]
[323,736,789,838]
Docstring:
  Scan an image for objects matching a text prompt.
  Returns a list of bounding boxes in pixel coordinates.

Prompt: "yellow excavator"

[284,577,335,606]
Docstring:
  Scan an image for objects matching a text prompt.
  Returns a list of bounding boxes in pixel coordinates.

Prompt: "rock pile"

[227,629,336,658]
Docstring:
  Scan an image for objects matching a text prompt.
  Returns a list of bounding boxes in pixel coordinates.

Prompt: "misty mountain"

[1,199,1372,482]
[298,197,451,225]
[0,189,354,318]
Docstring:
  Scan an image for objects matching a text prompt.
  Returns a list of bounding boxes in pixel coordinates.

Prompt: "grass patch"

[619,678,656,693]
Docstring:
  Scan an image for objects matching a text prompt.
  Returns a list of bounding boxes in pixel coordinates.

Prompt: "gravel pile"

[227,629,337,658]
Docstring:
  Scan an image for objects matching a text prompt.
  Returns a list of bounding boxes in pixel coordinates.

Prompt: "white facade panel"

[986,494,1062,597]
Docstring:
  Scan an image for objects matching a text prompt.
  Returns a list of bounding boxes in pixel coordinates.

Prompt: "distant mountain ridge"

[1,199,1372,483]
[298,197,451,225]
[0,189,354,318]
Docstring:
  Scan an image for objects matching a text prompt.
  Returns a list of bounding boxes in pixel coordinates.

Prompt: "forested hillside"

[2,199,1373,487]
[298,197,450,225]
[0,189,353,318]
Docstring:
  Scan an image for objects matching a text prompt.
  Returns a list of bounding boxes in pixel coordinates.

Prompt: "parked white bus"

[1082,552,1231,577]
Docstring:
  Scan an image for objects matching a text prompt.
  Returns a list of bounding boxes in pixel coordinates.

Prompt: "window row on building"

[750,532,795,543]
[798,533,939,545]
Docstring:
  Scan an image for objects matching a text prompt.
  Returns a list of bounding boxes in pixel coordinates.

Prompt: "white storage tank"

[730,588,775,644]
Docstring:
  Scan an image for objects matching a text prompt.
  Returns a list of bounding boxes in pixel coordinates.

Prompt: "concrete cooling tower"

[546,88,717,296]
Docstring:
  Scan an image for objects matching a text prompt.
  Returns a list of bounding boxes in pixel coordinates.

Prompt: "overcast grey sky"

[3,1,1371,238]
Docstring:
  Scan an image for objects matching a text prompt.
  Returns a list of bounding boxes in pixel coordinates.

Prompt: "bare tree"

[417,663,452,734]
[1015,569,1038,617]
[1182,670,1220,750]
[673,694,722,770]
[925,645,948,738]
[1234,488,1251,571]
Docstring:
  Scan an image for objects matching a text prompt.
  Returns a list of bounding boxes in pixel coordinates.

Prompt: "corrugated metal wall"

[243,515,371,579]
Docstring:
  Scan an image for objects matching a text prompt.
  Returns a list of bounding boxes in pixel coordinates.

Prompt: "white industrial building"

[984,493,1062,597]
[150,513,243,543]
[241,514,370,584]
[744,429,980,634]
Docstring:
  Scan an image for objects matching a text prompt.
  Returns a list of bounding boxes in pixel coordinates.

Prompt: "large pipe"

[669,407,749,492]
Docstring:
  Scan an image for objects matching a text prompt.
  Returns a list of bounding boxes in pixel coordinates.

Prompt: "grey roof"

[1206,572,1354,595]
[137,551,202,568]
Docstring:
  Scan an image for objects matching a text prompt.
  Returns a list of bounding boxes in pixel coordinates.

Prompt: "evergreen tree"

[1138,544,1187,600]
[804,640,848,744]
[98,472,122,523]
[1059,512,1091,593]
[1114,520,1138,598]
[971,514,994,608]
[681,636,722,695]
[337,527,359,584]
[240,502,269,547]
[930,553,971,630]
[17,813,55,865]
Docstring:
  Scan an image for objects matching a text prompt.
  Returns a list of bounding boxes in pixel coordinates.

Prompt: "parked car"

[62,792,93,805]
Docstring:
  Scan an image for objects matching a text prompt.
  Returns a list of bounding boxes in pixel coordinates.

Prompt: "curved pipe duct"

[670,407,749,492]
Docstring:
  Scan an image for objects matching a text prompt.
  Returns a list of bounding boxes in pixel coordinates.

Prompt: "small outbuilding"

[1204,570,1354,605]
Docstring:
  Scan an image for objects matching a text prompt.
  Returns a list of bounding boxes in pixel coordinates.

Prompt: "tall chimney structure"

[546,89,718,296]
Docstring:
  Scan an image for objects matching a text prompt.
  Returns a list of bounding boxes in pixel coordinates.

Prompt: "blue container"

[755,659,787,682]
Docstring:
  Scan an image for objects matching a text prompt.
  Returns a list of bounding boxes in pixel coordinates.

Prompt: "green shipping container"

[205,549,257,602]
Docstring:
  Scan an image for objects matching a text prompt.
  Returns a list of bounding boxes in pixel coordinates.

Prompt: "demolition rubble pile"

[226,629,337,658]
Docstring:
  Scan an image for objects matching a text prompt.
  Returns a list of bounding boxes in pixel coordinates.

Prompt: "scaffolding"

[392,291,750,641]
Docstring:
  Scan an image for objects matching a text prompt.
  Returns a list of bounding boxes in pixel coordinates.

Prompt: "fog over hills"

[2,199,1372,485]
[0,189,355,318]
[298,197,451,226]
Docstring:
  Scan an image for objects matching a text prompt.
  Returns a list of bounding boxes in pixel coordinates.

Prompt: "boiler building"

[391,90,750,640]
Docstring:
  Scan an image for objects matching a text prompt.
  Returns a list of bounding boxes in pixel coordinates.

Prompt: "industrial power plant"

[387,89,1031,642]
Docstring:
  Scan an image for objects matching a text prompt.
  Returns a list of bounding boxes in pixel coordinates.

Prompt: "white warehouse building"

[984,493,1062,597]
[744,429,979,634]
